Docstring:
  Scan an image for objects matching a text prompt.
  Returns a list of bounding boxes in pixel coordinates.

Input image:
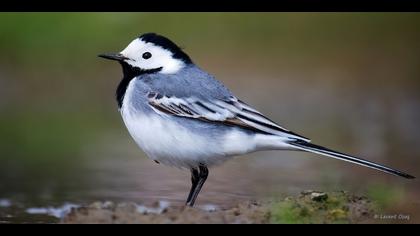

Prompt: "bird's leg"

[186,168,200,204]
[185,165,209,207]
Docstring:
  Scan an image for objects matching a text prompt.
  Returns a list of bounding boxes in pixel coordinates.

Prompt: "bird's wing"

[147,92,310,141]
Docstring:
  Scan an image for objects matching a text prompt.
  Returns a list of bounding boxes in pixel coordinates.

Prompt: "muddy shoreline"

[61,190,374,224]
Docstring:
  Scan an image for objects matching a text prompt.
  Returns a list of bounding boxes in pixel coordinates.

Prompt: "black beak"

[98,53,129,61]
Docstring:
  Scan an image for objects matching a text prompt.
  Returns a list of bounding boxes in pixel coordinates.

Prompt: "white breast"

[119,80,230,168]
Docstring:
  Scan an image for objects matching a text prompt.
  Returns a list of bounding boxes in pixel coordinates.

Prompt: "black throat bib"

[116,62,162,108]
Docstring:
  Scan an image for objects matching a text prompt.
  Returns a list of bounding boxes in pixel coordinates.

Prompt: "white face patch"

[120,38,185,74]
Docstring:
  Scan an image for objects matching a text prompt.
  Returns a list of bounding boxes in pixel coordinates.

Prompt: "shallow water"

[1,147,418,223]
[1,79,420,223]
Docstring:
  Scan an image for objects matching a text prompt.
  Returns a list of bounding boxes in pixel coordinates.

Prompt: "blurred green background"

[0,13,419,223]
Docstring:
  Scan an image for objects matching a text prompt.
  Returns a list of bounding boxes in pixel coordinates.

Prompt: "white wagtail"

[99,33,414,207]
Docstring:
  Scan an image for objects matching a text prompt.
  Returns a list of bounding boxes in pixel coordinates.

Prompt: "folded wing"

[147,92,310,141]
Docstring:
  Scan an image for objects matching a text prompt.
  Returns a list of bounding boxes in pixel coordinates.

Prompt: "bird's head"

[99,33,192,75]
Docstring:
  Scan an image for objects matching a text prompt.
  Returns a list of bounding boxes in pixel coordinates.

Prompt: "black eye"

[142,52,152,59]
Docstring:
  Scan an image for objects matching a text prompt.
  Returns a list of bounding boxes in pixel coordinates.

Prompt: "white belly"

[121,107,232,168]
[121,110,292,168]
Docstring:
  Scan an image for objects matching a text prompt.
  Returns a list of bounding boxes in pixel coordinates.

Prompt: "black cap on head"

[139,33,192,64]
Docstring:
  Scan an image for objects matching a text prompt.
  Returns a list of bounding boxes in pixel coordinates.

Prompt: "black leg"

[185,165,209,207]
[186,168,199,204]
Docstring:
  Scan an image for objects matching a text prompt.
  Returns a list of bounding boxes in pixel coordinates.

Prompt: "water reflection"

[1,82,419,223]
[26,203,79,219]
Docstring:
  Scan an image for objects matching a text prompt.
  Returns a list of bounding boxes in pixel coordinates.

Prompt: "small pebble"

[310,192,328,202]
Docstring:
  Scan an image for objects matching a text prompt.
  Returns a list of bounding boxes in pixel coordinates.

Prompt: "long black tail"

[288,140,415,179]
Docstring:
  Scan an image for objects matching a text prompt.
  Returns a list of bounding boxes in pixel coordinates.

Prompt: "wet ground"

[0,137,419,224]
[0,190,375,224]
[1,71,419,224]
[43,191,375,224]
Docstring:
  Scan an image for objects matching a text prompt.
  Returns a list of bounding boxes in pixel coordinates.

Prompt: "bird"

[99,32,415,207]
